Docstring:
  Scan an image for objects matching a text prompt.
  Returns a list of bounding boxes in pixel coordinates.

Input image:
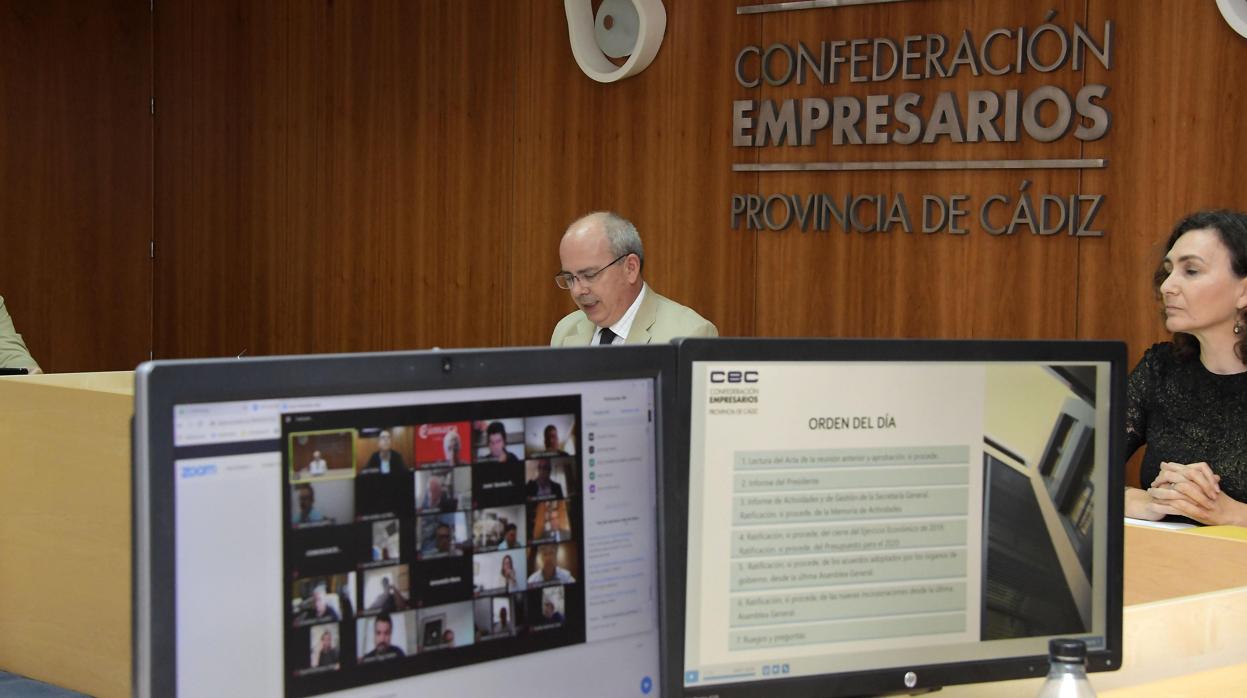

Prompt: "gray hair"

[588,211,644,270]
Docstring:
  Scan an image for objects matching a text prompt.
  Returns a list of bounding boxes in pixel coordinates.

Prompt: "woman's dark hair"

[1153,209,1247,363]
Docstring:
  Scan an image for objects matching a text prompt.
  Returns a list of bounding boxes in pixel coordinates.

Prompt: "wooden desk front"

[0,372,133,698]
[946,524,1247,696]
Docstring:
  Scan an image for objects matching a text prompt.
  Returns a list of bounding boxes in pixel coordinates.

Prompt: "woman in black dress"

[1124,210,1247,525]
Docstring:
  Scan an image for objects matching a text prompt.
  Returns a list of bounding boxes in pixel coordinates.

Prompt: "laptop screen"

[136,348,671,698]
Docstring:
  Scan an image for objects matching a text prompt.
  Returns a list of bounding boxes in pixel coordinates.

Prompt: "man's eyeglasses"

[554,254,628,290]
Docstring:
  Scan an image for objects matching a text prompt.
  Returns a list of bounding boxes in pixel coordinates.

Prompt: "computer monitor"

[662,338,1125,697]
[134,346,674,698]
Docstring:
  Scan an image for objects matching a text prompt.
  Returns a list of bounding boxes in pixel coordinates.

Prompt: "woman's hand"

[1152,461,1220,503]
[1147,461,1247,526]
[1124,486,1168,521]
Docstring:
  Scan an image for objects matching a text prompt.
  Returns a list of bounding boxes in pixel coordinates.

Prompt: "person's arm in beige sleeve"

[0,295,42,374]
[687,319,719,338]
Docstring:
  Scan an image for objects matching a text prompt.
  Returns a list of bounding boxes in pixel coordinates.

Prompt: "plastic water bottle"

[1036,638,1096,697]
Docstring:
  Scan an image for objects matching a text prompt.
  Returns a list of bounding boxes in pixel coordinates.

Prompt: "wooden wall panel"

[140,0,1247,364]
[3,0,1245,369]
[154,0,288,360]
[1079,0,1247,363]
[0,0,151,372]
[156,0,515,358]
[751,0,1086,340]
[661,1,761,340]
[286,1,515,352]
[508,2,759,346]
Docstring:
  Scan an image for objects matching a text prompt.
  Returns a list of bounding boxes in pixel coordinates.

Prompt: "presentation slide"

[684,362,986,684]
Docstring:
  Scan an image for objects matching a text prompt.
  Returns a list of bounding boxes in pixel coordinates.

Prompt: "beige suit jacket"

[550,288,718,346]
[0,295,39,371]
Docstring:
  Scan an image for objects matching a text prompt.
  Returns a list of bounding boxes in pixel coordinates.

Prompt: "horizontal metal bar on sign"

[737,0,913,15]
[732,159,1109,172]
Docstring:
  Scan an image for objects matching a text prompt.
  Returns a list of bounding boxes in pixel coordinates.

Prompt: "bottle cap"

[1049,638,1087,663]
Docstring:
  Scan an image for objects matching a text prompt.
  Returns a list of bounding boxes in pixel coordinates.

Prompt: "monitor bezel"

[133,345,678,698]
[660,337,1126,698]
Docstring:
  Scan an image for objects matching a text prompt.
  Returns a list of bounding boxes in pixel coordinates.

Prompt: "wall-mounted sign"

[730,3,1114,237]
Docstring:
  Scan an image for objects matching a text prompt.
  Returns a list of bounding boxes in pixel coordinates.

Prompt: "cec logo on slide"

[709,370,759,384]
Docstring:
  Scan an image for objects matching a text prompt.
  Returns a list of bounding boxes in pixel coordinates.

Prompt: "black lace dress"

[1126,342,1247,507]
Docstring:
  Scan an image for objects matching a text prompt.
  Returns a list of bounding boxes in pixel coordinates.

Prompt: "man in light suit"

[550,212,717,346]
[0,295,41,373]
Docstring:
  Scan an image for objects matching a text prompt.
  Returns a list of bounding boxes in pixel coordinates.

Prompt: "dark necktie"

[599,328,618,345]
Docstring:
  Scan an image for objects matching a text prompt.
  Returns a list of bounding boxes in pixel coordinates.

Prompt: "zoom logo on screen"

[710,370,759,384]
[180,463,218,479]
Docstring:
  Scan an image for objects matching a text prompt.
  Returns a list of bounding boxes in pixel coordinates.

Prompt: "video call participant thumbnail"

[355,469,414,522]
[529,585,566,630]
[412,555,474,607]
[309,623,340,670]
[542,587,565,624]
[475,419,525,464]
[473,550,527,595]
[415,422,471,468]
[416,467,471,513]
[358,612,410,662]
[292,483,326,526]
[290,479,354,528]
[474,596,517,640]
[417,512,470,559]
[527,543,578,586]
[418,601,474,652]
[471,462,525,508]
[529,499,573,544]
[418,471,456,512]
[524,458,572,500]
[472,504,526,551]
[290,429,356,481]
[298,583,339,624]
[369,519,401,561]
[292,574,355,627]
[354,429,415,520]
[357,427,409,475]
[497,523,522,549]
[362,564,411,614]
[525,415,576,457]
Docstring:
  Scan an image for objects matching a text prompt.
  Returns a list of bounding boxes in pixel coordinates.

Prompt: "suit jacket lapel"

[624,290,658,345]
[564,316,596,346]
